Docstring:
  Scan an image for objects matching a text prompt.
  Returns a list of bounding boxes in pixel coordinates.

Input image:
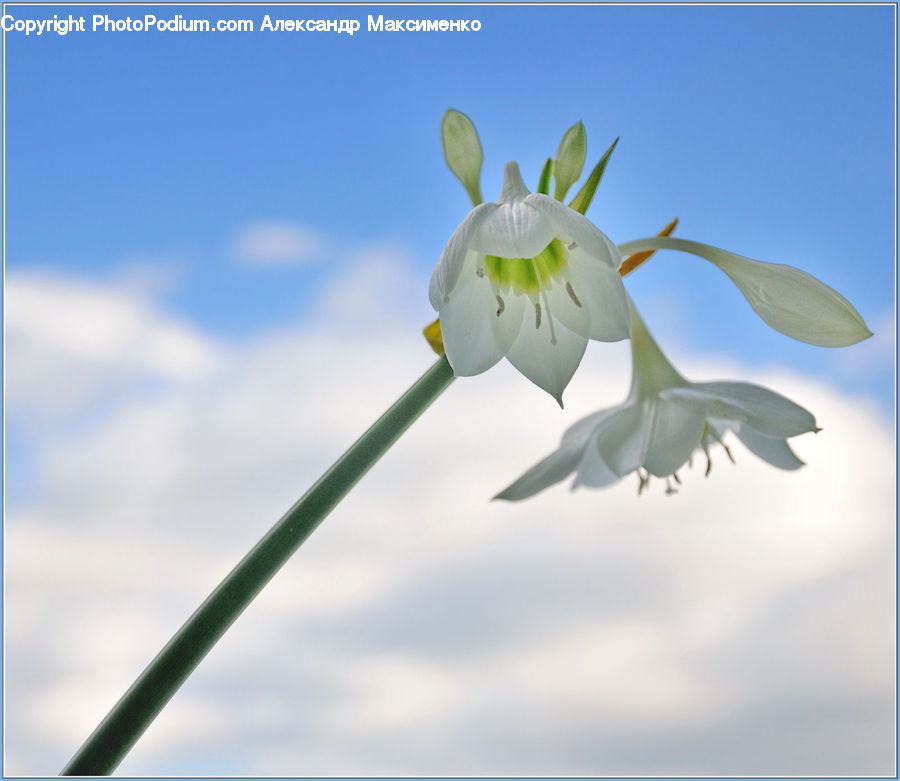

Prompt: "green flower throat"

[483,238,568,293]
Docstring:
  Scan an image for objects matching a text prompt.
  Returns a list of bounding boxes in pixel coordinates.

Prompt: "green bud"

[536,158,553,195]
[441,109,483,205]
[553,121,587,202]
[568,137,619,215]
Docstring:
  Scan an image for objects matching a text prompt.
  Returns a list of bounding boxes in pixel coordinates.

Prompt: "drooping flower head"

[496,299,820,500]
[429,161,630,405]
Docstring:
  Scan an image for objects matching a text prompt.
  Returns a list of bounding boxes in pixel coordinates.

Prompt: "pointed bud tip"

[499,161,530,201]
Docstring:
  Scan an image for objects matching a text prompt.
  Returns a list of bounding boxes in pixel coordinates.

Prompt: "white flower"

[429,161,630,405]
[496,301,819,500]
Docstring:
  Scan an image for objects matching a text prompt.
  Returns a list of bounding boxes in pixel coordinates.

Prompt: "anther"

[475,267,485,278]
[568,241,578,250]
[672,471,682,485]
[637,468,650,496]
[723,443,735,464]
[565,282,582,308]
[665,477,678,495]
[534,302,542,330]
[496,295,505,317]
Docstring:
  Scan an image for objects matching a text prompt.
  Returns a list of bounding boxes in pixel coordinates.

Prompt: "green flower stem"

[61,356,456,776]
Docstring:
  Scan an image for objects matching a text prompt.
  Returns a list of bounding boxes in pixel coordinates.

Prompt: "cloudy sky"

[5,3,895,777]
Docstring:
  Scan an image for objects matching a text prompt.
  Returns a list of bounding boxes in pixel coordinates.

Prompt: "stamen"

[704,449,713,477]
[637,468,650,496]
[475,267,485,278]
[568,241,578,250]
[665,477,678,495]
[723,443,735,464]
[539,289,558,345]
[672,471,682,485]
[496,295,505,317]
[534,302,542,330]
[565,282,582,308]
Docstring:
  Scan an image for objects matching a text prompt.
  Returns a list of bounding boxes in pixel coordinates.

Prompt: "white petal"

[593,401,647,476]
[668,381,817,438]
[525,194,621,267]
[734,425,806,470]
[494,441,585,501]
[542,278,589,341]
[470,200,556,259]
[640,398,707,477]
[440,253,521,376]
[428,202,498,309]
[557,246,630,341]
[572,432,622,488]
[561,408,617,447]
[505,311,587,404]
[616,236,872,347]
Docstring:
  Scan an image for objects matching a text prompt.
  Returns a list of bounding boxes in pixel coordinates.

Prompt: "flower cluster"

[430,110,872,497]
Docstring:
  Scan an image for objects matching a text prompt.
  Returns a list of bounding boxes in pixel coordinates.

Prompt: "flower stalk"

[61,357,455,776]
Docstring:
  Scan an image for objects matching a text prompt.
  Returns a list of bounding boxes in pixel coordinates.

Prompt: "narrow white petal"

[667,381,817,438]
[494,441,585,501]
[471,200,556,259]
[616,236,872,347]
[525,194,621,267]
[440,253,517,376]
[556,246,630,341]
[572,433,622,488]
[561,408,618,447]
[734,425,806,470]
[593,401,647,476]
[640,398,707,477]
[428,202,498,309]
[505,313,587,404]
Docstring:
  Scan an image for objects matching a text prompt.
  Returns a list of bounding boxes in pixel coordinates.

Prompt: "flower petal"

[592,401,647,476]
[494,441,585,501]
[640,397,707,477]
[668,381,817,438]
[555,246,630,341]
[428,202,498,309]
[470,200,556,259]
[440,253,523,376]
[616,236,872,347]
[525,194,621,267]
[734,425,806,470]
[505,311,587,404]
[562,408,617,447]
[572,432,622,488]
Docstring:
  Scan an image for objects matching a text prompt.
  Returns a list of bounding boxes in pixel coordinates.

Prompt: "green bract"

[441,109,483,205]
[568,137,618,215]
[553,120,587,202]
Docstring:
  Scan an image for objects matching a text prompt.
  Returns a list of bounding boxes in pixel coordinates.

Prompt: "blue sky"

[5,4,897,776]
[7,4,894,404]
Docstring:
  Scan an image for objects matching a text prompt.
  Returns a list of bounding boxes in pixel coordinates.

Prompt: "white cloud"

[6,271,219,414]
[5,257,895,776]
[233,220,323,266]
